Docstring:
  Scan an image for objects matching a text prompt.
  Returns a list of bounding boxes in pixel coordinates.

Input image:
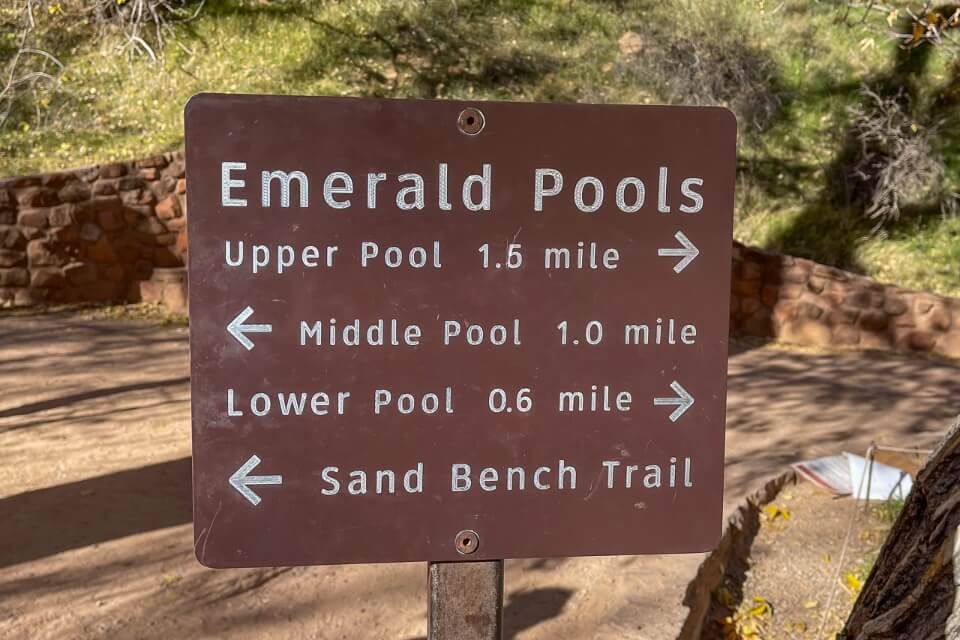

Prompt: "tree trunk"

[842,417,960,640]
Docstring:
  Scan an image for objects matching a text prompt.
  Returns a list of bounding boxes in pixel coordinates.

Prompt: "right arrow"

[226,305,273,351]
[658,231,699,273]
[653,380,695,422]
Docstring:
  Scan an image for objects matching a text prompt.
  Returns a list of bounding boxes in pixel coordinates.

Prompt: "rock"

[105,264,126,283]
[41,172,71,189]
[16,186,58,207]
[832,325,860,345]
[58,181,91,203]
[86,236,118,263]
[883,296,908,315]
[48,203,76,227]
[30,267,65,288]
[921,304,952,332]
[137,154,169,169]
[138,279,163,304]
[797,302,824,319]
[176,178,187,195]
[733,278,761,297]
[781,264,810,284]
[80,281,119,302]
[26,239,59,267]
[92,180,118,196]
[137,216,167,236]
[859,330,892,351]
[164,279,188,315]
[0,225,24,249]
[779,318,832,347]
[907,330,936,351]
[14,288,48,307]
[155,195,181,220]
[844,289,873,309]
[858,310,889,332]
[121,189,156,206]
[741,309,774,337]
[118,176,145,192]
[99,163,127,179]
[133,259,153,280]
[0,249,26,267]
[97,208,124,231]
[162,159,185,180]
[0,268,29,287]
[165,216,186,233]
[175,228,188,259]
[80,223,102,242]
[139,167,159,181]
[741,260,764,280]
[935,331,960,359]
[617,31,646,56]
[49,225,80,243]
[63,262,98,285]
[153,247,183,268]
[826,307,859,326]
[17,208,48,228]
[741,297,761,315]
[812,264,849,281]
[760,284,779,307]
[807,276,826,294]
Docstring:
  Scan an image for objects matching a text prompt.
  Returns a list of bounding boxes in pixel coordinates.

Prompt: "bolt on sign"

[186,94,737,568]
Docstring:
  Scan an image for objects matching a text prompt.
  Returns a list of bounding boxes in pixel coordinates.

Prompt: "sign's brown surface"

[187,94,736,568]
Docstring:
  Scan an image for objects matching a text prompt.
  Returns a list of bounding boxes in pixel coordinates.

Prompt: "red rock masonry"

[0,152,186,307]
[2,152,958,359]
[731,242,960,359]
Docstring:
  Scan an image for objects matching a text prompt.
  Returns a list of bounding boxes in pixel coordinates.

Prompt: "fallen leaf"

[762,505,791,522]
[844,572,863,594]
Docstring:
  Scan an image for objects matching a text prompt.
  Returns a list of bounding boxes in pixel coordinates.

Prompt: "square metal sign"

[186,94,736,567]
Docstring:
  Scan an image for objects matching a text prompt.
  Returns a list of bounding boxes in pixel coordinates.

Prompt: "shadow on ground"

[0,457,192,568]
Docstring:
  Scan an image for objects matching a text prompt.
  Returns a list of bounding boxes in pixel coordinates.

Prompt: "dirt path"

[1,311,958,639]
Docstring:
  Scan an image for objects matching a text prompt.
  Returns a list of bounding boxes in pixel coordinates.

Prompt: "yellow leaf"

[762,505,791,522]
[887,9,899,27]
[748,595,774,618]
[803,599,820,609]
[844,572,863,594]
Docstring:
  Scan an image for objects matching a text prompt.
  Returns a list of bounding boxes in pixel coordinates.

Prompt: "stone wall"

[0,152,186,307]
[731,242,960,360]
[2,152,958,360]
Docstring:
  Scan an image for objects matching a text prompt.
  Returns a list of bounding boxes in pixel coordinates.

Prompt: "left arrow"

[226,305,272,351]
[229,455,283,506]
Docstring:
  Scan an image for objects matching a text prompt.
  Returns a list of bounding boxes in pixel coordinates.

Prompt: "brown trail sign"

[186,94,736,570]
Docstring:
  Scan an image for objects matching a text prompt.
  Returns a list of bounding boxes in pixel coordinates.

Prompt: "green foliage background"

[1,0,958,296]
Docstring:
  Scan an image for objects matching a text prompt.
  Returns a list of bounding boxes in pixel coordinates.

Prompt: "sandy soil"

[715,480,896,639]
[1,311,958,639]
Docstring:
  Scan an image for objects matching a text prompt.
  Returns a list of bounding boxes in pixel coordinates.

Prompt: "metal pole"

[428,560,504,640]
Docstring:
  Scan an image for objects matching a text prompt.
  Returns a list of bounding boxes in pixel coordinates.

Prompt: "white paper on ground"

[844,452,913,501]
[791,453,913,501]
[792,455,851,495]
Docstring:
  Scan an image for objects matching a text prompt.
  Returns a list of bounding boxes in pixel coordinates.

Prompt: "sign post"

[186,94,736,636]
[428,560,503,640]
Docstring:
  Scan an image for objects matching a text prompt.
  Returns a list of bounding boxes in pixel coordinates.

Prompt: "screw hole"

[455,529,479,555]
[457,108,485,136]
